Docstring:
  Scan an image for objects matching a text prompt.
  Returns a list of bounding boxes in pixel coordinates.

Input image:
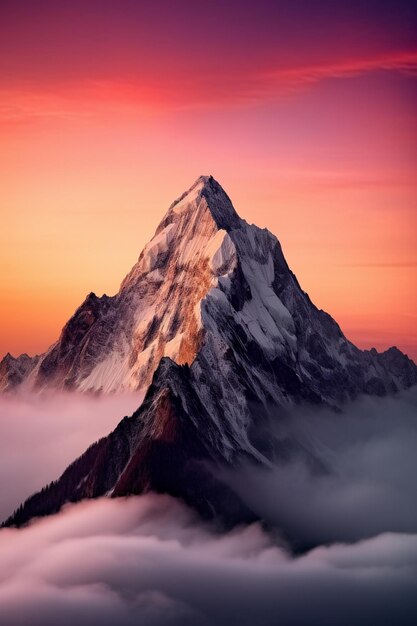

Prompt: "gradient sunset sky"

[1,0,416,360]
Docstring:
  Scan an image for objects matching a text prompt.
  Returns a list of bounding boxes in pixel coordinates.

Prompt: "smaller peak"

[384,346,405,358]
[1,352,33,364]
[84,291,98,303]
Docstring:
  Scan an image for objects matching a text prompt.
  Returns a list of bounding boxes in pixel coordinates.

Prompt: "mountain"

[3,175,417,527]
[0,353,39,392]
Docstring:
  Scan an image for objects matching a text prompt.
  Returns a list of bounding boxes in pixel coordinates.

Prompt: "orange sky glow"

[1,1,416,361]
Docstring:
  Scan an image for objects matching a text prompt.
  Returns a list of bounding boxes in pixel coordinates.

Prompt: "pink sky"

[0,0,416,359]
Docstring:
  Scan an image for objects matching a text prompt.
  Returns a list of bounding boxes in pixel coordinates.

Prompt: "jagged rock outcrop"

[0,353,39,392]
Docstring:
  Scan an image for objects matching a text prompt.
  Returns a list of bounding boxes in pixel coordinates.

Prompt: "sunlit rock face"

[3,176,417,528]
[1,177,239,394]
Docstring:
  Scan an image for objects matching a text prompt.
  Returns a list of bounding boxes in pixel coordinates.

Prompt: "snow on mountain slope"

[4,177,238,394]
[3,175,417,528]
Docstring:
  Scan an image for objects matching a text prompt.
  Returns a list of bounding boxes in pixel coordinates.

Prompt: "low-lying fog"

[0,392,144,520]
[0,387,416,625]
[224,387,417,548]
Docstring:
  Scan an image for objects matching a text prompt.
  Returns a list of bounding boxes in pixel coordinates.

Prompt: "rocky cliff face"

[3,175,417,527]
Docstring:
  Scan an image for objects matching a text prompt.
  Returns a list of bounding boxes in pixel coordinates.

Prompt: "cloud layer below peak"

[1,494,417,626]
[0,388,417,624]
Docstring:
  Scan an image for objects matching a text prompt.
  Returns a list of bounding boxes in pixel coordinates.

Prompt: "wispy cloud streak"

[1,50,416,123]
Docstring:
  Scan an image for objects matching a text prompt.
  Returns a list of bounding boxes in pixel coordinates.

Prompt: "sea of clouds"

[0,387,416,625]
[0,391,144,521]
[224,387,417,548]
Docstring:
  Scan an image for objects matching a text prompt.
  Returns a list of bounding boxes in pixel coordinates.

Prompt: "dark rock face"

[2,175,416,527]
[36,293,118,389]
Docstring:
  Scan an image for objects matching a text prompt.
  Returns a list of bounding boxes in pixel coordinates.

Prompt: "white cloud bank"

[224,386,417,548]
[0,387,416,624]
[0,392,143,520]
[0,494,416,626]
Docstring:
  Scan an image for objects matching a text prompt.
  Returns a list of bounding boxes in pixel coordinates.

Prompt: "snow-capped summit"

[3,175,417,527]
[2,175,414,402]
[161,174,241,231]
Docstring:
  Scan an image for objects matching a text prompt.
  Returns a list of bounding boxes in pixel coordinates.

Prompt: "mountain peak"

[169,175,218,205]
[1,175,416,401]
[163,175,241,232]
[194,174,214,187]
